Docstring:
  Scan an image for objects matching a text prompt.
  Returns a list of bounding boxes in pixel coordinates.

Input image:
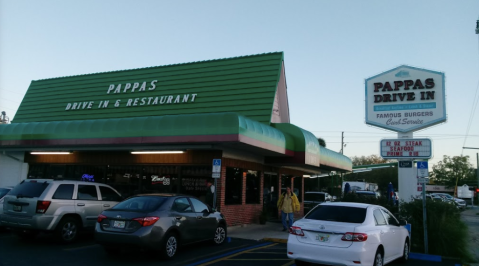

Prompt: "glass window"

[293,176,303,202]
[8,180,50,198]
[382,209,400,226]
[190,197,209,213]
[172,197,193,212]
[225,168,243,205]
[112,196,166,212]
[305,205,367,223]
[27,164,46,179]
[246,171,260,204]
[304,193,325,202]
[99,186,122,201]
[52,184,74,200]
[77,185,98,200]
[373,209,387,225]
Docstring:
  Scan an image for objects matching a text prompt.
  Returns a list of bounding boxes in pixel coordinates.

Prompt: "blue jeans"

[281,211,294,229]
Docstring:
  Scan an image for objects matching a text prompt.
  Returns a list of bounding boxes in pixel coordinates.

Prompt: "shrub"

[398,200,474,261]
[342,193,398,213]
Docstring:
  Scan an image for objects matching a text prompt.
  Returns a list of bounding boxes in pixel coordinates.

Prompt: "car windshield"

[112,196,167,212]
[8,181,50,198]
[0,188,11,199]
[305,193,325,201]
[305,205,367,223]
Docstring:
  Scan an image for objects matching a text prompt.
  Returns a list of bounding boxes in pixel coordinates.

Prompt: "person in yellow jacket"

[277,187,300,231]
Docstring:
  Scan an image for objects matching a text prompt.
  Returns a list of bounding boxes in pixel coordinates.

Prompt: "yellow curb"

[262,238,288,244]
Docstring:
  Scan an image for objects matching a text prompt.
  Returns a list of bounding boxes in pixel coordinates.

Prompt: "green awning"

[319,146,353,172]
[0,112,287,154]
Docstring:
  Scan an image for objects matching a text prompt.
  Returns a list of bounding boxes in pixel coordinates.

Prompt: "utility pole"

[463,147,479,206]
[340,132,344,154]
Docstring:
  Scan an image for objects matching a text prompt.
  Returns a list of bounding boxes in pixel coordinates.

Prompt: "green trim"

[272,123,321,166]
[320,146,353,171]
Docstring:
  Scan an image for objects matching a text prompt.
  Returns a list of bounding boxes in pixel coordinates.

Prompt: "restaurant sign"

[365,65,446,132]
[380,138,432,159]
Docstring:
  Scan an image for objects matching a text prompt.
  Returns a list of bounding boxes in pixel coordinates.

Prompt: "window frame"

[171,197,193,213]
[52,184,75,200]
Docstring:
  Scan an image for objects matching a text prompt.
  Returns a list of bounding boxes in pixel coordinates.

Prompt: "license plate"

[12,205,22,212]
[113,220,125,229]
[316,233,330,242]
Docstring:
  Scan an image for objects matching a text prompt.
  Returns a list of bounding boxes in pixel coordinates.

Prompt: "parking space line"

[64,244,99,251]
[172,244,253,266]
[247,251,286,254]
[189,243,278,266]
[226,259,291,261]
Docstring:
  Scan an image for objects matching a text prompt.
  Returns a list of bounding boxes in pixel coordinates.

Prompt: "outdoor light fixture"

[30,152,71,155]
[131,151,185,154]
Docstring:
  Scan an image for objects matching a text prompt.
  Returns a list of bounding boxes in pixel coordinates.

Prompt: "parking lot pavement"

[0,229,463,266]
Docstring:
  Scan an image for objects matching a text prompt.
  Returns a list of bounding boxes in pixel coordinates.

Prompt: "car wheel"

[213,225,226,245]
[373,250,384,266]
[14,229,38,240]
[55,217,79,243]
[295,260,310,266]
[400,240,409,262]
[161,232,178,259]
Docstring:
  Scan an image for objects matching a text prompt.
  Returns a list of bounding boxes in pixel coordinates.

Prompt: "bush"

[398,200,474,261]
[342,193,398,214]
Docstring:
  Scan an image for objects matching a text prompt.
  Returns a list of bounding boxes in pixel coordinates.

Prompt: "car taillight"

[97,214,107,223]
[341,232,368,242]
[36,201,51,214]
[133,217,160,227]
[289,226,304,236]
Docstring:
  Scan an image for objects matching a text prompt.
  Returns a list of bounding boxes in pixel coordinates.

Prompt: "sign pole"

[422,182,428,253]
[213,178,217,210]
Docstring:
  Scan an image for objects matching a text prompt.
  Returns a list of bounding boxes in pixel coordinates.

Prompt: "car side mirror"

[332,196,337,201]
[399,219,407,226]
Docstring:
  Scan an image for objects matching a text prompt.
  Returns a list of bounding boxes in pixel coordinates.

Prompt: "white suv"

[1,179,122,243]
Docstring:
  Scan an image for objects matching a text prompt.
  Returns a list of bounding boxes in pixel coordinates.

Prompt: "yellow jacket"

[277,192,300,213]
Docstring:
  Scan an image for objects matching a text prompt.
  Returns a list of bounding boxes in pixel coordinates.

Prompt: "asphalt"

[461,207,479,265]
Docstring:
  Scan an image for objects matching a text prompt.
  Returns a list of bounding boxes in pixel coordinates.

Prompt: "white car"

[287,202,410,266]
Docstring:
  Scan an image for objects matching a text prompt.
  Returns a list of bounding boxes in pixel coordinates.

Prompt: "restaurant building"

[0,52,351,225]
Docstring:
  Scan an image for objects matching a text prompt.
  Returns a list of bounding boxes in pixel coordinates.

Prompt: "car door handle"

[196,216,203,220]
[77,203,85,206]
[380,230,384,235]
[103,204,110,207]
[175,217,182,220]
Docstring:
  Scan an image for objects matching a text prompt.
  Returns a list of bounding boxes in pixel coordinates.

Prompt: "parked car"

[425,194,444,202]
[95,194,227,259]
[430,193,467,209]
[304,192,333,214]
[1,179,122,242]
[0,186,14,229]
[287,202,410,266]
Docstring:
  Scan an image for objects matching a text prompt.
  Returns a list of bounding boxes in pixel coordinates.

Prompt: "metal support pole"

[422,182,428,254]
[213,179,218,210]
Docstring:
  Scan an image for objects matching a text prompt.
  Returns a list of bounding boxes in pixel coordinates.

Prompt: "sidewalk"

[228,221,290,243]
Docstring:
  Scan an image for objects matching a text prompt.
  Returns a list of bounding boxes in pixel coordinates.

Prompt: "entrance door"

[263,173,279,219]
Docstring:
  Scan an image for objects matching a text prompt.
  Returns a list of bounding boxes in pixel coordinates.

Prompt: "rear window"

[305,205,367,223]
[305,193,325,201]
[8,181,50,198]
[0,188,11,199]
[112,196,167,212]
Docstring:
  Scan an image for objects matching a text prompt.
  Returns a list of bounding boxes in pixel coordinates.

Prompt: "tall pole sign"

[366,65,446,255]
[212,159,221,210]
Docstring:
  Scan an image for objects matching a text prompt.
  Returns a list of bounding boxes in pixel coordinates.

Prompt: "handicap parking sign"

[417,161,429,178]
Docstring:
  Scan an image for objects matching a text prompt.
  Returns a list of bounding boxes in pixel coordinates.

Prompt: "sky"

[1,0,478,169]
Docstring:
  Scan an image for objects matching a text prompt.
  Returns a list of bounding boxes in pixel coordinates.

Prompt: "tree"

[351,155,391,166]
[430,155,475,188]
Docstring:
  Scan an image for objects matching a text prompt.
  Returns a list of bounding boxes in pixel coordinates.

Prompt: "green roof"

[13,52,284,124]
